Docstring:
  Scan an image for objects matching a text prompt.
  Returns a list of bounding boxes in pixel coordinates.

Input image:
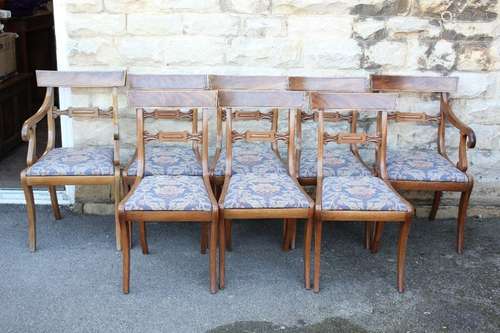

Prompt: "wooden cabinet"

[1,12,57,106]
[0,73,32,159]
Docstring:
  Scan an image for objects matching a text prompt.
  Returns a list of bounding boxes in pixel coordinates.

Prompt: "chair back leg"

[429,191,442,221]
[48,186,62,220]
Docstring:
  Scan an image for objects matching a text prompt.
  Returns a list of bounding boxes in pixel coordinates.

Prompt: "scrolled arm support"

[22,88,54,142]
[441,93,476,172]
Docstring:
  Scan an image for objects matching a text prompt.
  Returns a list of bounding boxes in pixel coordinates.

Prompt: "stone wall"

[56,0,500,217]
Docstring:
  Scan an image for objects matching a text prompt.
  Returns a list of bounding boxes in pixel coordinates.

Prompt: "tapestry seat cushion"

[127,144,202,176]
[322,176,410,211]
[387,150,468,183]
[123,175,212,211]
[26,147,114,176]
[213,142,288,176]
[223,173,310,209]
[299,148,372,178]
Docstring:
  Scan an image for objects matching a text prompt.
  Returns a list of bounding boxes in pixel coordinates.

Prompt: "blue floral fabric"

[26,147,114,176]
[127,144,202,176]
[322,176,409,211]
[299,148,372,178]
[387,150,468,183]
[123,175,212,211]
[213,142,288,176]
[223,174,310,209]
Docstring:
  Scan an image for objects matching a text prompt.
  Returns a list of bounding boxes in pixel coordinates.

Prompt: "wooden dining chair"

[122,74,209,254]
[118,89,219,294]
[370,75,476,254]
[217,90,315,289]
[208,75,290,251]
[20,70,126,251]
[283,76,372,251]
[310,92,414,293]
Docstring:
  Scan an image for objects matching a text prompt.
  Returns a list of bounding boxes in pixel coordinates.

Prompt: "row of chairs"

[20,71,476,294]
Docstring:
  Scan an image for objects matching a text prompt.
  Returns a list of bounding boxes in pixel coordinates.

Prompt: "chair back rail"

[289,77,368,92]
[132,90,217,178]
[371,75,458,93]
[209,75,289,90]
[312,92,395,181]
[210,76,289,170]
[290,77,370,176]
[36,70,126,88]
[128,74,208,90]
[128,90,217,108]
[219,90,306,177]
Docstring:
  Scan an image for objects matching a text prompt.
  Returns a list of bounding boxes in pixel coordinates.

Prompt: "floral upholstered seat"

[213,142,288,176]
[26,147,114,176]
[127,144,202,176]
[299,148,372,178]
[223,174,310,209]
[322,176,409,211]
[387,150,468,183]
[123,175,212,211]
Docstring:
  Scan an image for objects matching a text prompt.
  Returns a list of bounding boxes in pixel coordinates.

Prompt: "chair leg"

[127,221,132,249]
[23,185,36,252]
[456,189,472,254]
[225,220,232,251]
[201,223,208,255]
[219,217,226,289]
[120,217,130,294]
[304,216,313,290]
[209,218,218,294]
[429,191,442,221]
[139,222,148,255]
[397,217,411,293]
[313,217,323,293]
[114,177,122,251]
[289,219,297,250]
[364,222,372,249]
[48,186,62,220]
[281,219,290,251]
[370,222,384,254]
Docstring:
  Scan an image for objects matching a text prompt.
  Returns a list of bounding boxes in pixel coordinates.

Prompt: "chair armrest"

[443,102,476,149]
[21,88,54,141]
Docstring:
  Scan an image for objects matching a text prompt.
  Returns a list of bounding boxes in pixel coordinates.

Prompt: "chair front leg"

[304,215,313,290]
[456,188,472,254]
[23,184,37,252]
[209,218,218,294]
[48,186,62,220]
[364,222,372,249]
[114,175,122,251]
[313,217,323,293]
[225,220,233,251]
[219,216,226,289]
[429,191,442,221]
[397,217,411,293]
[120,217,130,294]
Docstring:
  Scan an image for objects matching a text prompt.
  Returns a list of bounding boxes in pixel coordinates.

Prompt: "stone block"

[304,38,361,69]
[183,14,240,36]
[127,14,183,35]
[164,37,226,66]
[241,17,287,37]
[221,0,271,14]
[67,0,103,13]
[227,37,302,67]
[66,13,126,37]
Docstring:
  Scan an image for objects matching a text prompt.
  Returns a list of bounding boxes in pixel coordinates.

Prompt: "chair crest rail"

[324,132,381,145]
[232,130,289,143]
[52,106,114,118]
[144,130,202,143]
[388,111,440,123]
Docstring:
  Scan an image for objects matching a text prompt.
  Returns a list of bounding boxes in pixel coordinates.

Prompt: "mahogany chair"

[284,76,372,250]
[370,75,476,254]
[217,90,315,289]
[20,70,126,251]
[208,75,290,250]
[118,90,219,294]
[122,74,209,254]
[311,92,414,293]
